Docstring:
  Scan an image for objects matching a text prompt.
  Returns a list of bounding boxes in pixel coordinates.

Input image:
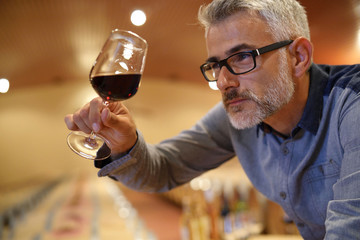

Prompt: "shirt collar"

[297,64,328,135]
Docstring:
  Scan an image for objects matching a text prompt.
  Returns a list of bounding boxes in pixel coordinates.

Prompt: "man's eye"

[232,53,251,63]
[210,62,220,70]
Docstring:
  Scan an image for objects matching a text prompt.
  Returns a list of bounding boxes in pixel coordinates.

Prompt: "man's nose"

[216,66,240,91]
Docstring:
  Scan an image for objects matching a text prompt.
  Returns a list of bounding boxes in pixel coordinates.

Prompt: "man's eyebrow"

[205,43,256,63]
[226,43,255,55]
[205,56,219,63]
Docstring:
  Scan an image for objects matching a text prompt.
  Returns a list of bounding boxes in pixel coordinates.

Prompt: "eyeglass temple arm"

[255,40,294,56]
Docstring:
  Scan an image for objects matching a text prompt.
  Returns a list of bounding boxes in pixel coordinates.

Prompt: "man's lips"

[226,98,248,106]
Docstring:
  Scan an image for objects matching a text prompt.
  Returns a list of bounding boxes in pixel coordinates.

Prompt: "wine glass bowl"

[90,30,148,102]
[67,29,148,160]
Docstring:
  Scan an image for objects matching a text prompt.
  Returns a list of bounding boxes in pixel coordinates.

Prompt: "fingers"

[64,97,104,134]
[101,102,131,129]
[100,106,138,153]
[64,98,138,153]
[89,98,104,132]
[64,114,78,131]
[100,107,111,124]
[72,106,92,134]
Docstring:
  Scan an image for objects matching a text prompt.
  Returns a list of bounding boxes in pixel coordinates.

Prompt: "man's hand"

[64,97,137,155]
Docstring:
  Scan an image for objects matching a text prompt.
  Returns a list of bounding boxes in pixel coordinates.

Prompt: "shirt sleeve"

[325,90,360,238]
[96,102,235,192]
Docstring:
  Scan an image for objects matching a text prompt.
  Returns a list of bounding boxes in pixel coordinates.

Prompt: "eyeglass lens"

[202,52,254,81]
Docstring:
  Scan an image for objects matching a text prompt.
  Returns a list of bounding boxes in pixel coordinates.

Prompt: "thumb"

[101,108,116,127]
[100,105,137,152]
[101,107,131,130]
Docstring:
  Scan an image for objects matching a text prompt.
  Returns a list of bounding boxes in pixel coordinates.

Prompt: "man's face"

[205,12,295,129]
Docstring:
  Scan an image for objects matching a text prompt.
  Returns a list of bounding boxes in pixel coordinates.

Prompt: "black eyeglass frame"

[200,40,294,82]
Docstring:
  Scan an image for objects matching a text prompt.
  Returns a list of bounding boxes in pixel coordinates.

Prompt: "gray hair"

[198,0,310,41]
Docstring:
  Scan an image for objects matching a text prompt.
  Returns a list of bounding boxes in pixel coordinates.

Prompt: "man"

[65,0,360,238]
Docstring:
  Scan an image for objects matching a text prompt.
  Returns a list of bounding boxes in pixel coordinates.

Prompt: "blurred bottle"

[204,185,221,240]
[180,195,211,240]
[231,185,249,240]
[219,182,233,240]
[180,197,192,240]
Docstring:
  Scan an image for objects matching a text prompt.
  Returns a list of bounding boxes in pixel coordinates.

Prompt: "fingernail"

[92,123,100,132]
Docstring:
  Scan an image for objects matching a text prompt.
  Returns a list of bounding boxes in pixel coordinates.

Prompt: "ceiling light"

[131,10,146,26]
[0,78,10,93]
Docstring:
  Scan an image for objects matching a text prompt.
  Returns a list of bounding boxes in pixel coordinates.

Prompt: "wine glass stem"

[84,101,109,148]
[85,101,108,148]
[85,132,98,148]
[90,131,96,140]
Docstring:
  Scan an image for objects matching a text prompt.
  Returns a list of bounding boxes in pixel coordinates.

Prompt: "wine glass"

[67,29,148,160]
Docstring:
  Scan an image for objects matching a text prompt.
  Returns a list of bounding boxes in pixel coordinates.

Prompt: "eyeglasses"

[200,40,293,82]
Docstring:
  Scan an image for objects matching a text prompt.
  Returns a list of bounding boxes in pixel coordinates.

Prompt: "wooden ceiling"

[0,0,359,90]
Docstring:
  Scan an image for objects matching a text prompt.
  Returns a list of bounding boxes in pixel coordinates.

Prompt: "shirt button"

[282,146,289,155]
[280,191,287,200]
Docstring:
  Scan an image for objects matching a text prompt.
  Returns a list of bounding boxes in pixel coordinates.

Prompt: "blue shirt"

[97,63,360,239]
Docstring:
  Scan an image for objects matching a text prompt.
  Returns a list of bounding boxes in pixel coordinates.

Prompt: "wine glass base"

[67,131,111,160]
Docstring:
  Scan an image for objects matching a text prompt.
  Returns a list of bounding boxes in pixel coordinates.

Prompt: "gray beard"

[223,61,294,130]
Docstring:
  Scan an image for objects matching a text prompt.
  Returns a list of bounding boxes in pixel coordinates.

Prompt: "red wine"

[91,74,141,101]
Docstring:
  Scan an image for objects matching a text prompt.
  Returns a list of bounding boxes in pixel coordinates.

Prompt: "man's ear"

[289,37,313,78]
